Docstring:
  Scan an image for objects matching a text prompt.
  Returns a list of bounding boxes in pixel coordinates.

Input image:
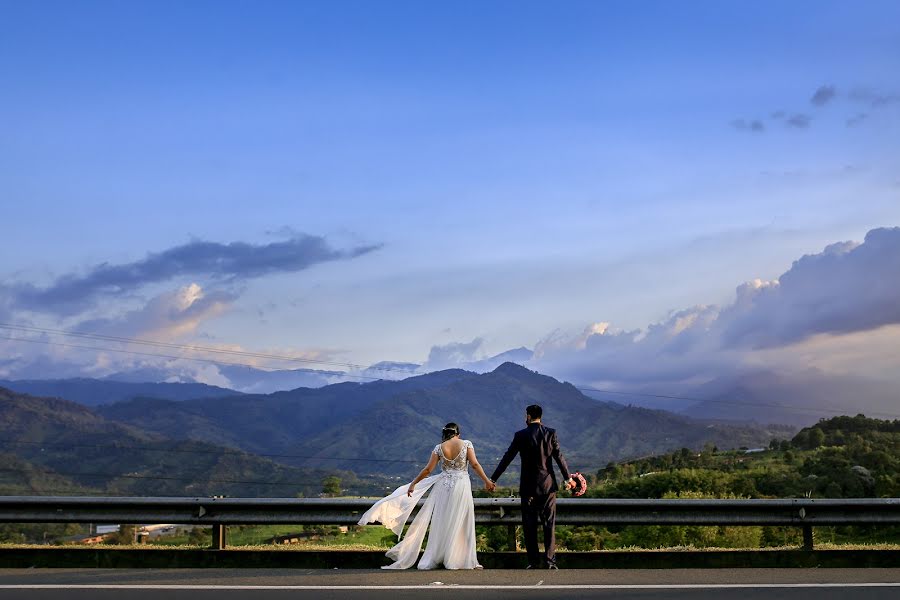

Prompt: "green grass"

[4,541,900,552]
[145,524,396,549]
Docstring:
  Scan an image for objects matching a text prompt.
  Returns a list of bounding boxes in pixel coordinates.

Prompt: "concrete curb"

[2,548,900,569]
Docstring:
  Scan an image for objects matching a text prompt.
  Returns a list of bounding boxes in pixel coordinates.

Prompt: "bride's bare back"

[440,439,466,459]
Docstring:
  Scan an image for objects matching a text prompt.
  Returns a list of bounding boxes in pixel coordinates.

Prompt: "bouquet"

[569,471,587,497]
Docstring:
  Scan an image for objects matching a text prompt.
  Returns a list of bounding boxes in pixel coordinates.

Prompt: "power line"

[578,385,900,420]
[4,325,899,420]
[0,467,351,488]
[0,439,602,468]
[0,440,422,464]
[0,323,389,373]
[0,334,385,382]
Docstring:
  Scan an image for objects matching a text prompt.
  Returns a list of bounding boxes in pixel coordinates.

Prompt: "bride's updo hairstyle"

[441,422,460,441]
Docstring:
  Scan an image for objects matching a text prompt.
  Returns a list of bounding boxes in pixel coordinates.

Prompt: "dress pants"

[521,492,557,567]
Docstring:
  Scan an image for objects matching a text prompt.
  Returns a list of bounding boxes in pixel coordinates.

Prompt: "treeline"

[477,415,900,550]
[591,414,900,499]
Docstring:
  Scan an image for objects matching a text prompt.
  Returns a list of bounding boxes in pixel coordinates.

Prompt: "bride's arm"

[467,447,493,488]
[407,452,440,496]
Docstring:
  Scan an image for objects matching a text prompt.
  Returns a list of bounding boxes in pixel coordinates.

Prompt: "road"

[1,568,899,599]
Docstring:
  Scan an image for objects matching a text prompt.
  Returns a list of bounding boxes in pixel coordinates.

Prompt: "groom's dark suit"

[490,422,571,567]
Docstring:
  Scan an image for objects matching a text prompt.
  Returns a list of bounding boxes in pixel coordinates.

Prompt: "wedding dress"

[358,440,482,569]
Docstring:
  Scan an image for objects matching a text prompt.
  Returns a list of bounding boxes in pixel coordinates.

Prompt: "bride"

[357,422,496,569]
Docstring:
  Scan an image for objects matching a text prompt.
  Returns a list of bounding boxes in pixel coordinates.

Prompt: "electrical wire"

[0,467,340,488]
[3,328,898,419]
[0,440,422,464]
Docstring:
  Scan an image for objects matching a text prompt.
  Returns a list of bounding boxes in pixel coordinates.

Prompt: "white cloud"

[422,338,485,371]
[73,283,235,341]
[526,227,900,388]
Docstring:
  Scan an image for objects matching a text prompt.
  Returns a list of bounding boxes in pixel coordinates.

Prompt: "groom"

[488,404,575,569]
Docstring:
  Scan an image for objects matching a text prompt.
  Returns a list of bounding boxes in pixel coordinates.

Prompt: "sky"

[1,1,899,393]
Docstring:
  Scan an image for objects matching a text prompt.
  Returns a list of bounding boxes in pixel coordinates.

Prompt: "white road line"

[1,583,899,590]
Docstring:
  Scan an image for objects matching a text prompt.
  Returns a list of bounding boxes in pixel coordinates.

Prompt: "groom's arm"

[550,430,572,482]
[489,433,520,483]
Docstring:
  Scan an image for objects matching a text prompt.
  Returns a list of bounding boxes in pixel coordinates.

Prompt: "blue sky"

[1,1,899,385]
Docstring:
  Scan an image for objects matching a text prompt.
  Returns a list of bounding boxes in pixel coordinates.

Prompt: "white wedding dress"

[358,440,482,569]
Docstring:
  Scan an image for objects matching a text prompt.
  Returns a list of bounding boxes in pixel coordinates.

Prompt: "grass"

[114,524,397,550]
[3,542,900,552]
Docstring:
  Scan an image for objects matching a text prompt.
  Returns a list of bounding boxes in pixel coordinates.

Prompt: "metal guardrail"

[2,496,899,550]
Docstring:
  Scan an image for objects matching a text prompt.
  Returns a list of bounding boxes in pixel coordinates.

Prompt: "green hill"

[0,386,381,497]
[473,414,900,551]
[589,414,900,499]
[0,378,242,407]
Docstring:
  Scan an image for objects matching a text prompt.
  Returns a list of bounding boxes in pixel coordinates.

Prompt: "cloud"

[846,113,868,127]
[531,307,735,385]
[731,119,765,133]
[849,88,900,107]
[5,234,381,316]
[526,227,900,387]
[718,229,900,347]
[422,338,485,371]
[785,113,811,129]
[810,85,837,106]
[73,283,236,341]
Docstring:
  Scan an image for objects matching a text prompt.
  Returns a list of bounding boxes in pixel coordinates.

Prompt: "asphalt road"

[1,568,899,599]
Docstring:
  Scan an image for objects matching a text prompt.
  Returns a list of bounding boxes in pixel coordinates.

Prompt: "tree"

[187,526,210,546]
[322,476,342,497]
[104,525,136,545]
[809,428,826,449]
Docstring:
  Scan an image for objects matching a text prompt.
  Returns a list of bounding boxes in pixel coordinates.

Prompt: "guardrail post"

[507,525,518,551]
[802,525,814,551]
[211,524,227,550]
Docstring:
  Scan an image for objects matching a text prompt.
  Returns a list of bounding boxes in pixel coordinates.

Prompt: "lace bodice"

[433,440,473,472]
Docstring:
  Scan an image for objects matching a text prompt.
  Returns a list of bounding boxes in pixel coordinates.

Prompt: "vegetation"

[321,476,342,497]
[0,387,388,497]
[478,415,900,550]
[3,374,898,552]
[0,523,86,545]
[82,366,790,477]
[128,415,900,553]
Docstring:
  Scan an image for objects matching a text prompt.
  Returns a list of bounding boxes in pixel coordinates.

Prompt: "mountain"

[96,368,478,455]
[0,378,242,407]
[283,363,792,475]
[681,370,899,426]
[88,347,536,393]
[460,347,534,373]
[0,386,376,497]
[213,365,346,393]
[97,363,792,477]
[96,364,347,394]
[0,452,90,496]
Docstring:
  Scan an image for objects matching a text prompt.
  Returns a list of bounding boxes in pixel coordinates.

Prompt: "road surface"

[1,568,899,599]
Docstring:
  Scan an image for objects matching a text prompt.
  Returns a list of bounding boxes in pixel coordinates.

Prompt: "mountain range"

[0,378,242,407]
[0,386,380,497]
[0,363,798,496]
[682,370,900,426]
[19,346,893,427]
[94,363,792,476]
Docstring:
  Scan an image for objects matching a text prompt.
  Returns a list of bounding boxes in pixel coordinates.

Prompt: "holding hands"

[484,480,497,492]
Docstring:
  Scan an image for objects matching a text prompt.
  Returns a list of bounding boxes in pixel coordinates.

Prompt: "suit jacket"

[490,422,571,497]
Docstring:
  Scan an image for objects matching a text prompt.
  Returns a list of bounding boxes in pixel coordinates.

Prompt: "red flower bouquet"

[570,471,587,497]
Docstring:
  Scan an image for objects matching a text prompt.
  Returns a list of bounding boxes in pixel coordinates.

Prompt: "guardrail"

[2,496,899,551]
